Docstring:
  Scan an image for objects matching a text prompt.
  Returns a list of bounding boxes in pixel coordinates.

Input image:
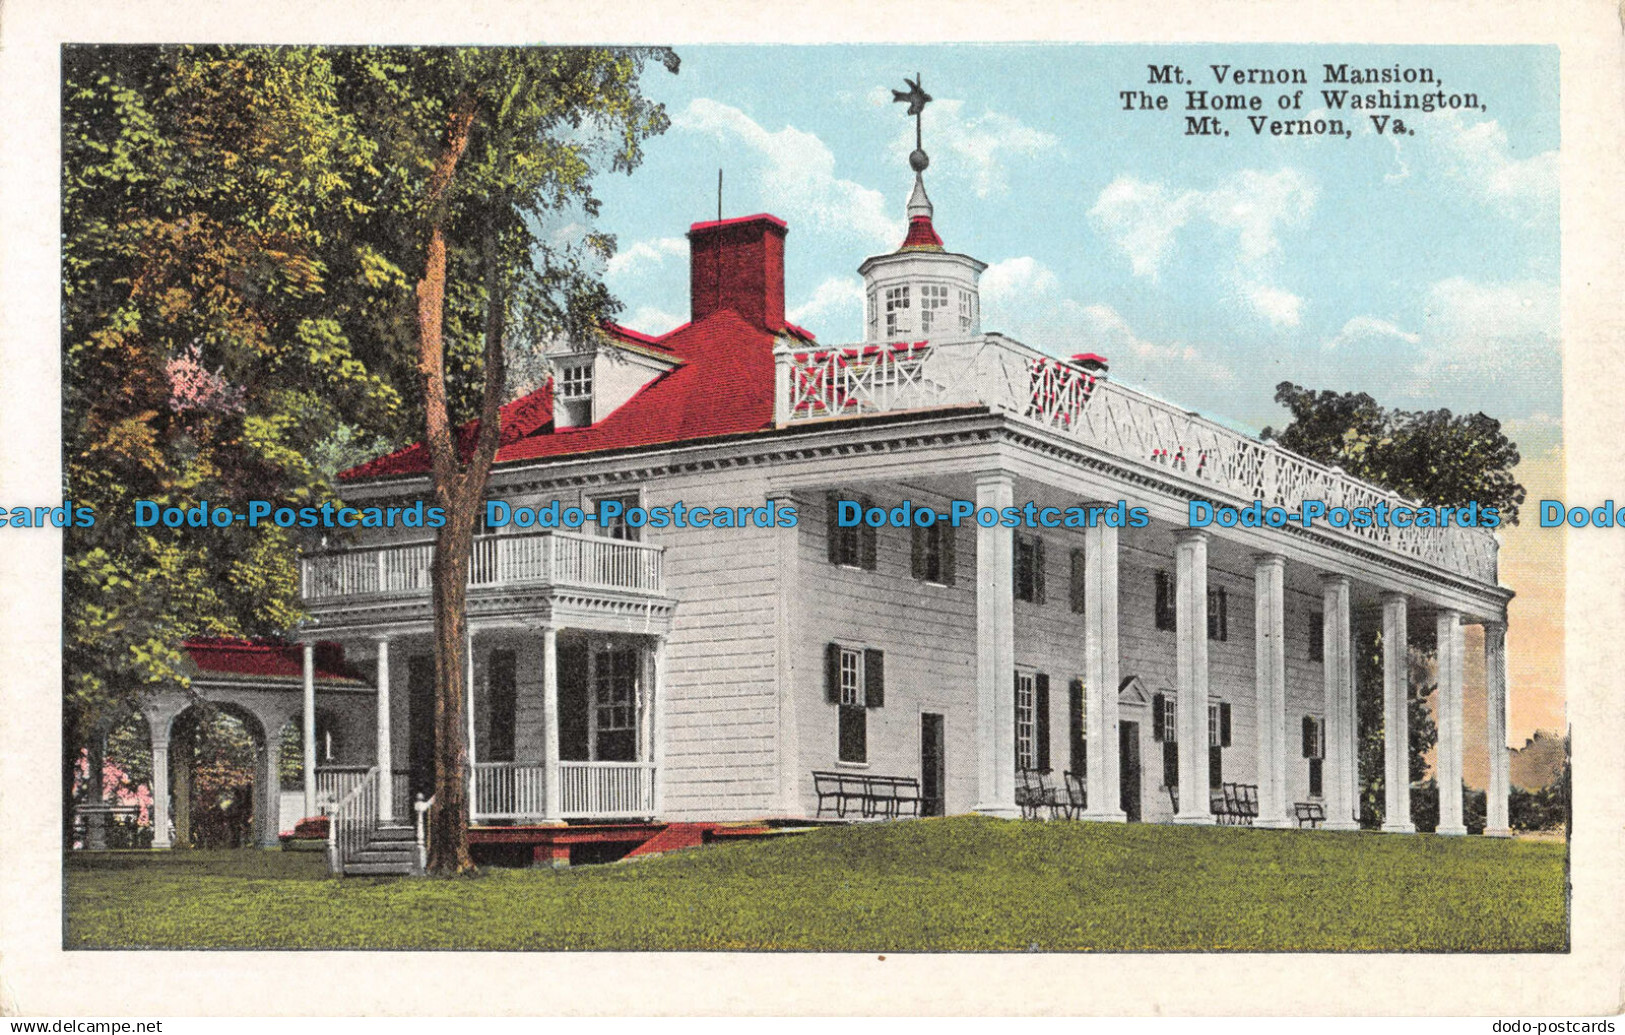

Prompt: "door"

[920,713,945,817]
[1119,719,1142,822]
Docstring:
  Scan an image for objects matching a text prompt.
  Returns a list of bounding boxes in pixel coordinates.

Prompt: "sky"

[583,44,1563,742]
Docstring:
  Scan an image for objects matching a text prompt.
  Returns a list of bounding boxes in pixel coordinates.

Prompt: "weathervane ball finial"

[909,148,929,172]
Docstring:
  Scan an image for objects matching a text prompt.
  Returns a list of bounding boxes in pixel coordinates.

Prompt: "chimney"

[688,214,788,330]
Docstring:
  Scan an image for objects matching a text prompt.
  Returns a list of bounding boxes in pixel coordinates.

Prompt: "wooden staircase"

[341,823,417,876]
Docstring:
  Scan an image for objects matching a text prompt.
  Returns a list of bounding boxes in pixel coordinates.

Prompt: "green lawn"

[64,817,1568,951]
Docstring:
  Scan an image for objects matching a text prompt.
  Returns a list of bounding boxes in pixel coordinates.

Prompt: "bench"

[1061,770,1086,819]
[1294,801,1326,829]
[812,771,921,819]
[1016,769,1064,820]
[1211,782,1260,826]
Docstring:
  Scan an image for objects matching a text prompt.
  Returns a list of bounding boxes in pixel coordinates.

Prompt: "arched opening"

[168,702,267,849]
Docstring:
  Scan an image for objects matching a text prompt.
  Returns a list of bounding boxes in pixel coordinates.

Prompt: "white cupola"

[858,111,986,344]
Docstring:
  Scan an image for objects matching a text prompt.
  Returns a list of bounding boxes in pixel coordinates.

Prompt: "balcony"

[773,334,1498,586]
[301,529,665,602]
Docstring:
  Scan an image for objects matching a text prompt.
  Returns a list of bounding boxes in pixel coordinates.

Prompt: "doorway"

[1119,719,1142,822]
[407,654,435,803]
[920,713,945,817]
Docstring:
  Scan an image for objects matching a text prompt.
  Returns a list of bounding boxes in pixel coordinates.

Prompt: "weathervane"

[891,73,933,172]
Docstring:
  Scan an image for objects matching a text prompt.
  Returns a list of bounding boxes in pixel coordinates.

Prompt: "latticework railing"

[775,334,1498,585]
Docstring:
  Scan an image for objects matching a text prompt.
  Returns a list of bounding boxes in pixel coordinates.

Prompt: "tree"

[330,49,676,875]
[61,46,407,844]
[1263,383,1522,826]
[1262,383,1526,523]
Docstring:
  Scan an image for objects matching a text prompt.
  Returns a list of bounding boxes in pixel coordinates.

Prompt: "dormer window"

[884,285,911,338]
[958,290,975,333]
[557,359,593,427]
[920,283,949,334]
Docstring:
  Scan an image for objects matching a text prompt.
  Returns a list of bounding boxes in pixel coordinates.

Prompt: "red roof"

[340,308,817,481]
[184,638,359,682]
[900,215,944,251]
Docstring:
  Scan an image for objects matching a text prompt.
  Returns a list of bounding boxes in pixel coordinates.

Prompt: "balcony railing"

[467,761,656,821]
[301,529,665,602]
[774,334,1498,585]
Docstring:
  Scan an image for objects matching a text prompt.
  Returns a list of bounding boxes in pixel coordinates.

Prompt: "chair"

[1062,770,1086,820]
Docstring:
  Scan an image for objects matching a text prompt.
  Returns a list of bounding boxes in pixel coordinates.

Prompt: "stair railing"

[324,765,380,875]
[413,793,434,876]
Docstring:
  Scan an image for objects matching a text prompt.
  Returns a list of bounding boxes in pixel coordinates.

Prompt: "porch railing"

[324,766,379,875]
[558,761,655,819]
[316,766,409,821]
[472,762,548,820]
[301,530,665,602]
[774,334,1499,585]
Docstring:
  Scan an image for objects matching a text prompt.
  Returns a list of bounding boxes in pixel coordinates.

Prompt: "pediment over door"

[1118,675,1154,707]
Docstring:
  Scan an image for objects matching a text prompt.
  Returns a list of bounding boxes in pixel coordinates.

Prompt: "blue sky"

[587,44,1559,441]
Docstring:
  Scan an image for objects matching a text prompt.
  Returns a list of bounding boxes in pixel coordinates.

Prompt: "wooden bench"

[1294,801,1326,828]
[1016,769,1064,820]
[812,771,921,819]
[1061,770,1086,819]
[1211,782,1260,825]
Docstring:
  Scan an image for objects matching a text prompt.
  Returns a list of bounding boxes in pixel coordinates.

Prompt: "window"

[1309,612,1324,662]
[558,361,593,399]
[588,490,641,542]
[1208,701,1232,789]
[1015,672,1034,770]
[487,649,517,763]
[592,647,639,762]
[1152,691,1178,789]
[884,285,911,338]
[1014,533,1045,603]
[1155,570,1175,630]
[1302,714,1325,797]
[910,521,955,585]
[826,493,877,570]
[826,643,884,764]
[958,290,974,333]
[1208,586,1228,641]
[867,292,879,339]
[1069,548,1087,613]
[919,283,949,333]
[556,358,593,427]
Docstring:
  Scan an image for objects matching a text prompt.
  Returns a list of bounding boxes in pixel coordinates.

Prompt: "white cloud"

[1325,315,1421,350]
[674,98,899,244]
[1089,168,1315,325]
[788,276,864,329]
[619,306,684,337]
[889,98,1060,197]
[1425,112,1557,217]
[605,236,686,279]
[1420,277,1558,376]
[980,256,1060,304]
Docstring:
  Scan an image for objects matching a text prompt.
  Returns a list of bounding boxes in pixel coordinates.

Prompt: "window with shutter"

[913,523,948,584]
[1155,570,1175,630]
[832,644,867,763]
[828,493,877,570]
[1013,533,1042,603]
[1014,671,1035,770]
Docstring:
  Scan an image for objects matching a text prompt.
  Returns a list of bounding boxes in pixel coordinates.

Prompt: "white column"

[1380,593,1416,833]
[650,635,668,817]
[375,638,393,823]
[146,710,172,849]
[1253,554,1290,828]
[301,641,317,818]
[253,731,277,848]
[465,628,478,819]
[541,625,561,820]
[1483,620,1512,837]
[1173,531,1212,824]
[973,473,1017,817]
[1321,576,1359,831]
[1081,518,1124,821]
[1435,609,1467,835]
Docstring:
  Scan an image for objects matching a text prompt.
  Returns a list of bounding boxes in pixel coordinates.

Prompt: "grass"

[64,816,1568,951]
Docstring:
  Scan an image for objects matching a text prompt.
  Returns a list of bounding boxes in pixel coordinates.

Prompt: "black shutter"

[1013,671,1022,762]
[1068,678,1085,776]
[1155,571,1174,630]
[826,493,841,564]
[1163,740,1179,789]
[1217,588,1228,641]
[1209,744,1223,789]
[1033,537,1046,604]
[864,648,884,709]
[1220,702,1232,748]
[1302,714,1314,758]
[1012,532,1022,597]
[1153,692,1167,742]
[942,525,957,586]
[859,497,877,571]
[1035,674,1051,771]
[825,642,842,704]
[1070,549,1086,613]
[910,524,924,580]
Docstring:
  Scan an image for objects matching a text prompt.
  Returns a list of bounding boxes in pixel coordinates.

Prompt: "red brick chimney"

[688,214,787,330]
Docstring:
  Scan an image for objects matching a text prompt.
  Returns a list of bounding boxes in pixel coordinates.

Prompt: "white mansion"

[126,155,1515,868]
